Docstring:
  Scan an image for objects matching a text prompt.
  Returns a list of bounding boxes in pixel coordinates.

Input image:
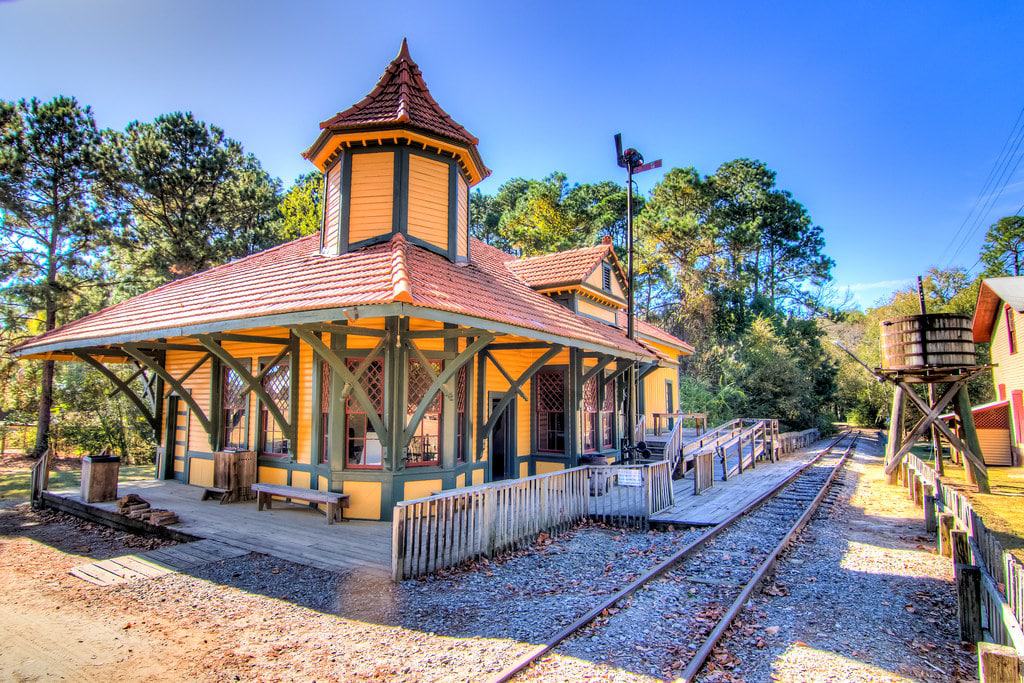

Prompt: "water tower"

[879,310,991,492]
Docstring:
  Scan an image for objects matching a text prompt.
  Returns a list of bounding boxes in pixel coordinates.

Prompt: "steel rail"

[490,430,854,683]
[677,433,858,681]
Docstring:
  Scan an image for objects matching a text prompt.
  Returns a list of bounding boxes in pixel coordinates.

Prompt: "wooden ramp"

[48,479,392,576]
[71,539,249,586]
[649,448,821,526]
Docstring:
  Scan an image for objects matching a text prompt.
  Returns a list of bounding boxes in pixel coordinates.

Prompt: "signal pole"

[615,134,661,462]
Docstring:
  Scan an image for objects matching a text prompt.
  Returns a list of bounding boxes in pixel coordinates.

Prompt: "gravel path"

[2,501,700,681]
[694,430,976,682]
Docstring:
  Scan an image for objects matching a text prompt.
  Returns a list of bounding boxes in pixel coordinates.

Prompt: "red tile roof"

[615,310,695,355]
[13,234,656,360]
[506,242,694,355]
[506,244,611,290]
[319,39,479,149]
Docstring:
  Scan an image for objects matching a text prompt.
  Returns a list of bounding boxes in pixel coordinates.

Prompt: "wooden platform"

[47,479,392,576]
[71,539,250,586]
[649,445,824,526]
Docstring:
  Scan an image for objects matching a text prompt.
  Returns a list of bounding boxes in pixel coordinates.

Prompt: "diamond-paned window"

[346,357,384,468]
[319,360,330,464]
[534,368,565,453]
[602,376,616,449]
[456,365,467,463]
[583,376,599,452]
[259,358,290,456]
[407,358,442,465]
[222,366,248,450]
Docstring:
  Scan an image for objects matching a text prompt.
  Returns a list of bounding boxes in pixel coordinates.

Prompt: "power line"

[940,104,1024,265]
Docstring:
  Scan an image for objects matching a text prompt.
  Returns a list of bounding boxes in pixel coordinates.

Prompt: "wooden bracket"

[482,345,563,439]
[75,352,160,433]
[194,335,295,452]
[121,346,214,440]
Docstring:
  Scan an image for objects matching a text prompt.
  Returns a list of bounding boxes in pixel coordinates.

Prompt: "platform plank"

[650,447,822,526]
[50,479,392,576]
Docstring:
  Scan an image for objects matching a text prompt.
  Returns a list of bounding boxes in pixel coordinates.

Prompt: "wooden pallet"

[69,539,249,586]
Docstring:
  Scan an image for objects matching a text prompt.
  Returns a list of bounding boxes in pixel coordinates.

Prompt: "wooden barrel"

[880,313,975,369]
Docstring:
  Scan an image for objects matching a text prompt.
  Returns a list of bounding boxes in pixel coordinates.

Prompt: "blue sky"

[3,1,1023,309]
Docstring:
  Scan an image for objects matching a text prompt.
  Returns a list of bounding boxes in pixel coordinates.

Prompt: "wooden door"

[169,396,189,481]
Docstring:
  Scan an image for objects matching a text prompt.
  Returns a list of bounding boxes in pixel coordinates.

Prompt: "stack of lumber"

[115,494,179,526]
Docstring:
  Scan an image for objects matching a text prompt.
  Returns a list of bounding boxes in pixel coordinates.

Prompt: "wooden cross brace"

[194,335,296,452]
[883,379,988,481]
[121,346,214,440]
[75,352,160,433]
[401,333,495,449]
[481,344,564,440]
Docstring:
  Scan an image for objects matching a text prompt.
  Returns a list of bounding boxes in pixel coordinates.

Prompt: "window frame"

[220,360,251,452]
[1008,305,1018,355]
[533,366,567,455]
[405,357,444,467]
[601,376,616,450]
[582,375,599,453]
[344,356,385,470]
[601,263,612,292]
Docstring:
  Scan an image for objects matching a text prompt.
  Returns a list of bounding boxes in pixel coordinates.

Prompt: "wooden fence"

[777,428,819,455]
[903,452,1024,665]
[391,460,675,580]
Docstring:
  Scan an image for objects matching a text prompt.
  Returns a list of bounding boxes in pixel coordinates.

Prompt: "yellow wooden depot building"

[13,41,693,520]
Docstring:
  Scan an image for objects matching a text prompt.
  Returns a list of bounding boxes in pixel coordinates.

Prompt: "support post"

[951,529,984,644]
[923,484,937,533]
[937,512,955,557]
[886,385,905,484]
[977,642,1021,683]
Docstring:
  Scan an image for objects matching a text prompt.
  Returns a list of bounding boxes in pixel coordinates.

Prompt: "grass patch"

[0,453,154,504]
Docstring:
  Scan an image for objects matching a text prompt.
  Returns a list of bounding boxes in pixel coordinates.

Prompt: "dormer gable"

[506,238,628,325]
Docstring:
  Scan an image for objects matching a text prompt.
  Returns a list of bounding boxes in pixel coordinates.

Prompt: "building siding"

[407,153,450,251]
[322,159,341,253]
[348,152,395,244]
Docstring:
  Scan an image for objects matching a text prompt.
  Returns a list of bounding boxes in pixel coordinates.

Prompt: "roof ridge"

[389,233,414,303]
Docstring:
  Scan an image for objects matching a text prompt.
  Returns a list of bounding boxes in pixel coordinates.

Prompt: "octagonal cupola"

[303,39,489,262]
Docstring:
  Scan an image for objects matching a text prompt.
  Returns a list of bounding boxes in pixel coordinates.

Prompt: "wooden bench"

[251,484,349,525]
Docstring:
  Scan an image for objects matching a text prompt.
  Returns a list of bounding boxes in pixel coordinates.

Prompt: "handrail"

[29,448,51,509]
[633,414,647,444]
[662,418,686,476]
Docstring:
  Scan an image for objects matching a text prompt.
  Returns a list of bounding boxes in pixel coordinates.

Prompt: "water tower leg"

[953,386,991,493]
[886,386,905,485]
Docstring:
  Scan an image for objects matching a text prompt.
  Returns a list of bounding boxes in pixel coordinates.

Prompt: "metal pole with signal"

[615,134,661,462]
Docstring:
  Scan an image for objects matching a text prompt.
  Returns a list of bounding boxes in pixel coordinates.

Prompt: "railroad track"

[493,430,859,682]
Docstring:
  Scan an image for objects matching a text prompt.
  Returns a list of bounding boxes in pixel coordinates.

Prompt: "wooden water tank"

[880,313,975,369]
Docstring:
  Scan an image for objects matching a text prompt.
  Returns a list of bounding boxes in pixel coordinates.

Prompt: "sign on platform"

[617,469,643,487]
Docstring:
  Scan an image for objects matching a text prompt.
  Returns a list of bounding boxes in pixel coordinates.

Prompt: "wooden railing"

[633,414,647,445]
[29,449,51,510]
[391,460,675,580]
[652,412,708,436]
[903,452,1024,662]
[660,419,687,477]
[718,420,772,480]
